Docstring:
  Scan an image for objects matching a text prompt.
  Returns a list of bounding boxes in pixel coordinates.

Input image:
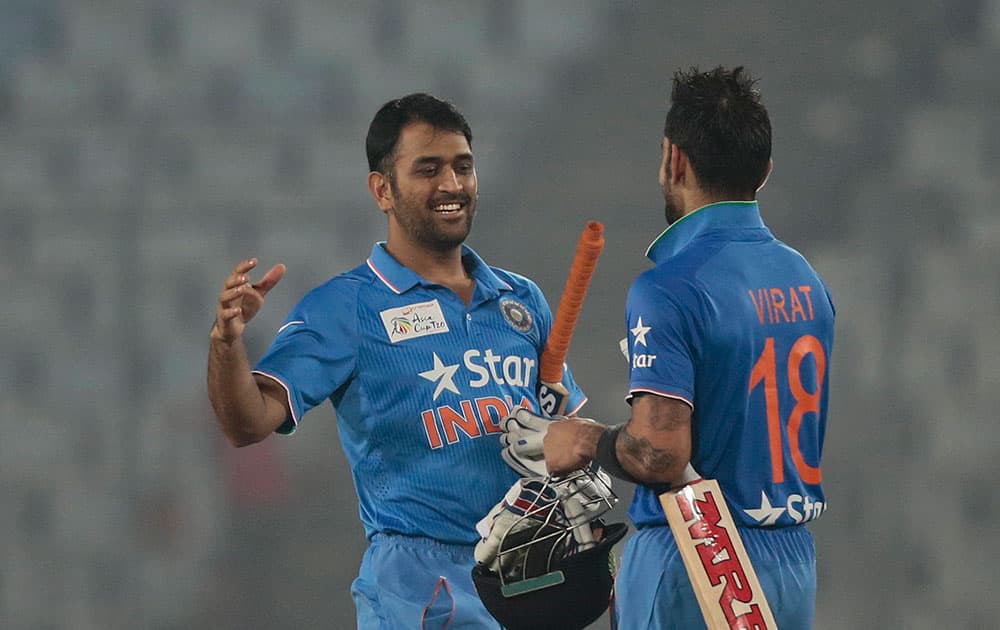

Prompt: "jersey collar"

[367,242,513,297]
[645,201,766,264]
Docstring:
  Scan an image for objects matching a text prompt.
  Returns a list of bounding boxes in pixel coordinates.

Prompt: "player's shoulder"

[771,236,811,262]
[489,266,544,298]
[771,238,830,283]
[771,239,835,308]
[627,266,704,320]
[633,256,702,296]
[294,263,371,314]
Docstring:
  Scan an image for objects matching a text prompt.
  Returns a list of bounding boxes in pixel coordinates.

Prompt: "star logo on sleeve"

[419,352,460,400]
[743,491,786,526]
[630,316,652,347]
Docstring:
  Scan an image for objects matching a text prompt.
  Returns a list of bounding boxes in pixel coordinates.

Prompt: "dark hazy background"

[2,1,996,628]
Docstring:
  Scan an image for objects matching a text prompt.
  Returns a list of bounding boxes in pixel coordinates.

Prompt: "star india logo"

[629,315,656,368]
[418,352,461,400]
[417,348,537,401]
[743,491,826,526]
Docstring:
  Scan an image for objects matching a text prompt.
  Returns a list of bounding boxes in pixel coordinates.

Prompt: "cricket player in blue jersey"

[207,93,586,629]
[504,66,835,629]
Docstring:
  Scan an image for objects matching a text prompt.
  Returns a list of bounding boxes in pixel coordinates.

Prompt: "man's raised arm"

[207,258,289,447]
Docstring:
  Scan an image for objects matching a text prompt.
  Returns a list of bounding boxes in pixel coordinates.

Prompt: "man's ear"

[368,171,393,211]
[756,159,774,193]
[669,143,687,185]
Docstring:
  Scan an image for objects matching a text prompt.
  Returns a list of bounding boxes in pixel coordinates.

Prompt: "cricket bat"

[660,466,778,629]
[537,220,605,416]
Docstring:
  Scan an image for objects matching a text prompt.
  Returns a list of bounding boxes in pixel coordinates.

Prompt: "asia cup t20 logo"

[380,300,450,343]
[389,317,412,335]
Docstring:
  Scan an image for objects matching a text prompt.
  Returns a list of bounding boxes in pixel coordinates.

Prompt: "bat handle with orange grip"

[537,221,605,416]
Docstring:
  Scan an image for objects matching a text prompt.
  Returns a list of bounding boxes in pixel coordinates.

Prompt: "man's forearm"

[615,425,686,484]
[542,413,688,484]
[589,423,687,486]
[207,332,279,447]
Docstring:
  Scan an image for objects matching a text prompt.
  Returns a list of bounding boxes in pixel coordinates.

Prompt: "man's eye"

[455,164,474,174]
[419,167,437,176]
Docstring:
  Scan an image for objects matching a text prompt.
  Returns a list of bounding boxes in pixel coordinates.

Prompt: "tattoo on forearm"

[619,429,678,475]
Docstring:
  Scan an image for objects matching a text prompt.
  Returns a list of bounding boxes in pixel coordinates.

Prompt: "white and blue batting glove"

[500,406,558,477]
[564,468,615,518]
[474,477,561,570]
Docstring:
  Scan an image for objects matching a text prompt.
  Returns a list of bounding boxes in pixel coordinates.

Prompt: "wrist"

[594,424,640,484]
[574,420,605,462]
[209,322,236,344]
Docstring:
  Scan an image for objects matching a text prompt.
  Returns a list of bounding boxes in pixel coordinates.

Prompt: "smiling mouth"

[432,201,464,213]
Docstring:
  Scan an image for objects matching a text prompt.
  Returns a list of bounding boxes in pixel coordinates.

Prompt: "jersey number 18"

[748,335,827,485]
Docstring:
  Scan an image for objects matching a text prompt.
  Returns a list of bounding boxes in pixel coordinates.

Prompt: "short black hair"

[365,93,473,173]
[664,66,771,198]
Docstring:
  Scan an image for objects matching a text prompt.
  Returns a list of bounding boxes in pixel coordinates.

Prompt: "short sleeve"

[624,272,697,407]
[253,282,358,433]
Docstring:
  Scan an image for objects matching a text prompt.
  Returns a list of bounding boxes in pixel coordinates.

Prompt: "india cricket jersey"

[254,243,586,544]
[624,201,834,529]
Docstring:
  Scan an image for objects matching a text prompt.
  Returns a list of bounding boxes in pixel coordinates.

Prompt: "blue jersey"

[254,243,586,544]
[624,202,834,529]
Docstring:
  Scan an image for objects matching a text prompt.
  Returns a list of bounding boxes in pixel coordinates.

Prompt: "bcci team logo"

[500,299,533,333]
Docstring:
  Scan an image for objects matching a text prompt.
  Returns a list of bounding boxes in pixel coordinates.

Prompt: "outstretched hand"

[211,258,286,343]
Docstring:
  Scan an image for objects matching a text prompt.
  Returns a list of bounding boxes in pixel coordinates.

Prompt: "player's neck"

[679,189,714,217]
[680,189,753,218]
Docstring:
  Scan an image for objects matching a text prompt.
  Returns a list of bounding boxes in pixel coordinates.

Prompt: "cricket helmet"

[471,470,628,630]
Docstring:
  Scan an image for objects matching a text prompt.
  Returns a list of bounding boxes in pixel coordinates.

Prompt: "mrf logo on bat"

[665,480,775,629]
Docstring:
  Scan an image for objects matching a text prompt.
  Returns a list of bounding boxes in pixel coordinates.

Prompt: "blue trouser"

[351,533,503,630]
[614,524,816,629]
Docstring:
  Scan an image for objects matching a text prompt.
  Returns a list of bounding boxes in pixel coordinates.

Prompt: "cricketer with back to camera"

[504,65,836,629]
[206,92,593,629]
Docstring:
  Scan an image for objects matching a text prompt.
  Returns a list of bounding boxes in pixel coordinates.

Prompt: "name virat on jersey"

[748,285,818,325]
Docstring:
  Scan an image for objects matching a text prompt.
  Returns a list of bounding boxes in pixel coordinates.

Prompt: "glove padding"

[563,467,615,519]
[500,406,560,477]
[474,470,617,572]
[474,477,564,571]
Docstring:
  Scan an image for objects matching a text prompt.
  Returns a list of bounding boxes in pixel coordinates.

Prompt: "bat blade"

[537,220,605,416]
[660,479,778,629]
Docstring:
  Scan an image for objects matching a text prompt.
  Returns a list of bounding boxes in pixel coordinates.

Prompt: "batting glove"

[500,406,557,477]
[474,477,563,570]
[564,467,616,517]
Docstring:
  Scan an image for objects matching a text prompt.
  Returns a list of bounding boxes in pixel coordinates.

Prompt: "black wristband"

[594,424,641,484]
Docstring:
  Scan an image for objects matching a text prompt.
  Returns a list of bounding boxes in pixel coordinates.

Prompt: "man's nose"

[438,168,463,192]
